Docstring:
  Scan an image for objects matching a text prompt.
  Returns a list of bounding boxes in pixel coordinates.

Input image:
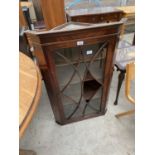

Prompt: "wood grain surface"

[40,0,66,29]
[19,52,42,138]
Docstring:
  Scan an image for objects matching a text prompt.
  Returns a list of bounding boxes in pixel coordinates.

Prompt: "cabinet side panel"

[102,36,119,111]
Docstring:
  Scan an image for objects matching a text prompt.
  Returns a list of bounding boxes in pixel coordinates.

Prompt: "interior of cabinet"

[53,42,108,120]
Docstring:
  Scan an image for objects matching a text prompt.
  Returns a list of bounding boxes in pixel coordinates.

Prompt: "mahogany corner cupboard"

[26,21,123,125]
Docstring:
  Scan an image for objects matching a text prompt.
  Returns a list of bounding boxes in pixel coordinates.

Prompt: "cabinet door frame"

[42,36,118,124]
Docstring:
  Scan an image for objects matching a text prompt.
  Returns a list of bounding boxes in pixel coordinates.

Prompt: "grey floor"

[20,34,135,155]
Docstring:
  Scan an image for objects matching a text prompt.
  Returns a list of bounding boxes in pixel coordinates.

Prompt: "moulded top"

[26,20,125,35]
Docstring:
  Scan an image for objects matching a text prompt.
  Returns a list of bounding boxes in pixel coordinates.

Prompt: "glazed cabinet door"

[46,41,110,123]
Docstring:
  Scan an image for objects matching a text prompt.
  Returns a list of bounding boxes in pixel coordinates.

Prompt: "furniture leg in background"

[114,68,126,105]
[132,34,135,45]
[22,6,32,30]
[114,46,135,105]
[19,2,33,58]
[115,62,135,117]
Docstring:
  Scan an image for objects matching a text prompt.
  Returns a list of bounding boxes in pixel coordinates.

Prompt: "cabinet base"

[56,109,107,125]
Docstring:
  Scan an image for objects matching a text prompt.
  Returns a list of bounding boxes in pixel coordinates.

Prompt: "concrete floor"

[20,34,135,155]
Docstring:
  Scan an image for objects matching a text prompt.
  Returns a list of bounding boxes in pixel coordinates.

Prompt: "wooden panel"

[125,62,135,104]
[40,0,66,29]
[19,3,28,27]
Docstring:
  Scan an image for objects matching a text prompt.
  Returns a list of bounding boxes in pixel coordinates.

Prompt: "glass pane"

[54,42,107,120]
